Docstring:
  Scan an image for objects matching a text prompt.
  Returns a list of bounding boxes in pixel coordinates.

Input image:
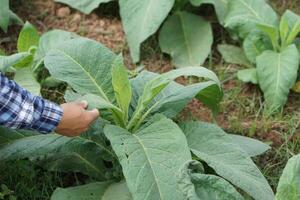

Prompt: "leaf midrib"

[54,48,109,101]
[133,134,164,200]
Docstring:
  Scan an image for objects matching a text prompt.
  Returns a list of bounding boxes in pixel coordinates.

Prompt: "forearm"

[0,73,62,133]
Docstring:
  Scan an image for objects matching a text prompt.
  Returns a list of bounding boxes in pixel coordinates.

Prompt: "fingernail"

[81,100,88,107]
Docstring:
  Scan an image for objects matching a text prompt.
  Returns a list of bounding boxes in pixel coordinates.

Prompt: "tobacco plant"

[0,37,275,200]
[54,0,228,67]
[220,0,300,113]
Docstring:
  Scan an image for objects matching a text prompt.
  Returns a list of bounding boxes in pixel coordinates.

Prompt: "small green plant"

[0,0,22,32]
[0,37,275,200]
[219,0,300,113]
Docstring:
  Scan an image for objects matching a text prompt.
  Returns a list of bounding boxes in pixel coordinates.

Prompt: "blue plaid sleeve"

[0,73,63,133]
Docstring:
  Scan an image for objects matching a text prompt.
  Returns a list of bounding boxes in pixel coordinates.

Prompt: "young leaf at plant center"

[225,0,278,37]
[17,21,40,53]
[54,0,113,14]
[119,0,175,63]
[14,68,41,95]
[256,44,299,112]
[256,23,279,51]
[51,181,132,200]
[159,11,213,68]
[104,116,192,200]
[0,52,31,72]
[276,154,300,200]
[127,66,220,131]
[237,68,258,84]
[228,134,270,157]
[111,55,132,123]
[243,32,272,64]
[218,44,251,67]
[0,0,9,32]
[181,121,275,200]
[178,160,244,200]
[189,0,228,24]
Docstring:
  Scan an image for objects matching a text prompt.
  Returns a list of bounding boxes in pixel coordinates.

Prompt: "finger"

[86,109,100,122]
[76,100,88,109]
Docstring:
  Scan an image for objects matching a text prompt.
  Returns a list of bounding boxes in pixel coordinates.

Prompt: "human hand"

[55,101,99,137]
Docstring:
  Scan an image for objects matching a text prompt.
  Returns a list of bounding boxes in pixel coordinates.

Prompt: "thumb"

[88,109,100,120]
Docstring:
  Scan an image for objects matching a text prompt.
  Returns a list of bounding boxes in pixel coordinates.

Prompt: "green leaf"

[0,0,9,32]
[0,52,31,72]
[256,44,299,112]
[0,126,36,147]
[217,44,251,66]
[225,0,278,37]
[104,115,192,200]
[130,71,222,118]
[189,0,228,24]
[51,181,132,200]
[279,15,290,47]
[178,160,244,200]
[8,10,23,26]
[159,11,213,68]
[14,68,41,95]
[17,21,40,52]
[228,134,270,157]
[128,67,220,131]
[256,23,279,50]
[276,154,300,200]
[44,38,116,101]
[0,122,117,180]
[243,31,272,63]
[54,0,112,14]
[192,174,244,200]
[119,0,175,62]
[237,68,258,84]
[181,121,274,200]
[111,55,132,122]
[34,29,79,68]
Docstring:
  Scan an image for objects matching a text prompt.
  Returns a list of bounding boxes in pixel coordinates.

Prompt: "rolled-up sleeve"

[0,73,63,133]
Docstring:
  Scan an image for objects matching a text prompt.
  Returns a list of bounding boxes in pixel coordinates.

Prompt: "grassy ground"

[0,0,300,199]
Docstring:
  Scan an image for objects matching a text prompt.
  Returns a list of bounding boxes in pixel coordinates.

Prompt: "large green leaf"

[276,155,300,200]
[159,11,213,68]
[181,121,274,200]
[225,0,278,37]
[217,44,251,66]
[51,181,132,200]
[0,126,36,147]
[0,52,31,72]
[14,68,41,95]
[0,0,9,32]
[190,0,228,24]
[228,134,270,157]
[44,38,116,100]
[54,0,112,14]
[119,0,175,62]
[256,44,299,111]
[34,29,79,67]
[17,21,40,52]
[0,122,117,180]
[104,115,192,200]
[178,161,244,200]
